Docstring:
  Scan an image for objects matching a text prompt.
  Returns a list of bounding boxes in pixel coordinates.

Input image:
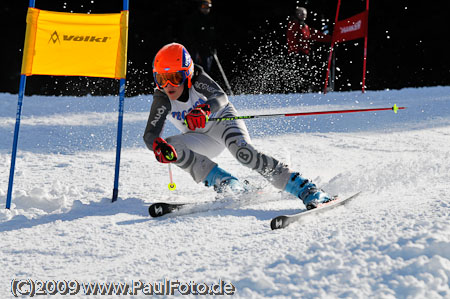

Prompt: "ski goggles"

[153,71,187,88]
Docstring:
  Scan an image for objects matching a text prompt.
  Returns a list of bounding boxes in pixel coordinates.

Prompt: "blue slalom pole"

[6,0,35,209]
[112,79,126,202]
[112,0,129,202]
[6,75,27,209]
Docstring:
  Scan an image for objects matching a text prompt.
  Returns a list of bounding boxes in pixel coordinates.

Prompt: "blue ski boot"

[284,172,334,209]
[204,165,246,193]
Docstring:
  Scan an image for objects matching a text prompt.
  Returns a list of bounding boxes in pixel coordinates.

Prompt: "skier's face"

[296,9,307,21]
[163,83,184,100]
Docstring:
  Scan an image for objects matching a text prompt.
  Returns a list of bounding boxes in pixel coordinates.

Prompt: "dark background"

[1,0,448,96]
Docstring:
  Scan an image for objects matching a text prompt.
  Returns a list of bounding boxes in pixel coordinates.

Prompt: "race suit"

[143,65,292,190]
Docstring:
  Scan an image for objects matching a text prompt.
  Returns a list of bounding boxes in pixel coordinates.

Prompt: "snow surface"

[1,86,449,298]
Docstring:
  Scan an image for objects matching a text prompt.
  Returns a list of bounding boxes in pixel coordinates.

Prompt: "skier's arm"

[192,66,229,113]
[143,89,171,151]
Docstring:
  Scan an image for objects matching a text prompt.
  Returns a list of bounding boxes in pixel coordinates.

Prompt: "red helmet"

[152,43,194,89]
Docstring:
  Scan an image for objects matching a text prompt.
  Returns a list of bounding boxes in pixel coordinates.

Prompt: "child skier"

[143,42,333,209]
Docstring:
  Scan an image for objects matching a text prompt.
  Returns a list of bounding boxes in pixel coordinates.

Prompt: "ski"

[148,185,279,218]
[148,200,234,218]
[148,202,187,217]
[270,192,362,230]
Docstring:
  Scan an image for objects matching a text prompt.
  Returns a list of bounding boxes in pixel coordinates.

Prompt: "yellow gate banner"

[21,8,128,79]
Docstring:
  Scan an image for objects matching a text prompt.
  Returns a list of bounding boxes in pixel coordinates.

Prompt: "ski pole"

[209,104,406,122]
[213,52,234,96]
[167,164,176,191]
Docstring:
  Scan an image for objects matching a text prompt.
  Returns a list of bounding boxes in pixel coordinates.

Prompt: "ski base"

[270,191,362,230]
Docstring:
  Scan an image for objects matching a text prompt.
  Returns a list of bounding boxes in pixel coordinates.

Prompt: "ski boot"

[204,165,246,194]
[284,172,334,209]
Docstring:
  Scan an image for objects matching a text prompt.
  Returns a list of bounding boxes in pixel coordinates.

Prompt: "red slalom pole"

[362,0,370,92]
[209,105,406,122]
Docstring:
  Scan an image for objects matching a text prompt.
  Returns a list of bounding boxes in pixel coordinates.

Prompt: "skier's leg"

[209,104,334,208]
[165,133,220,183]
[166,133,240,191]
[208,104,292,190]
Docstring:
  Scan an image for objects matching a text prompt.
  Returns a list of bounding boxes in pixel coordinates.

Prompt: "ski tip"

[148,202,183,218]
[148,203,165,217]
[351,191,363,198]
[270,215,289,230]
